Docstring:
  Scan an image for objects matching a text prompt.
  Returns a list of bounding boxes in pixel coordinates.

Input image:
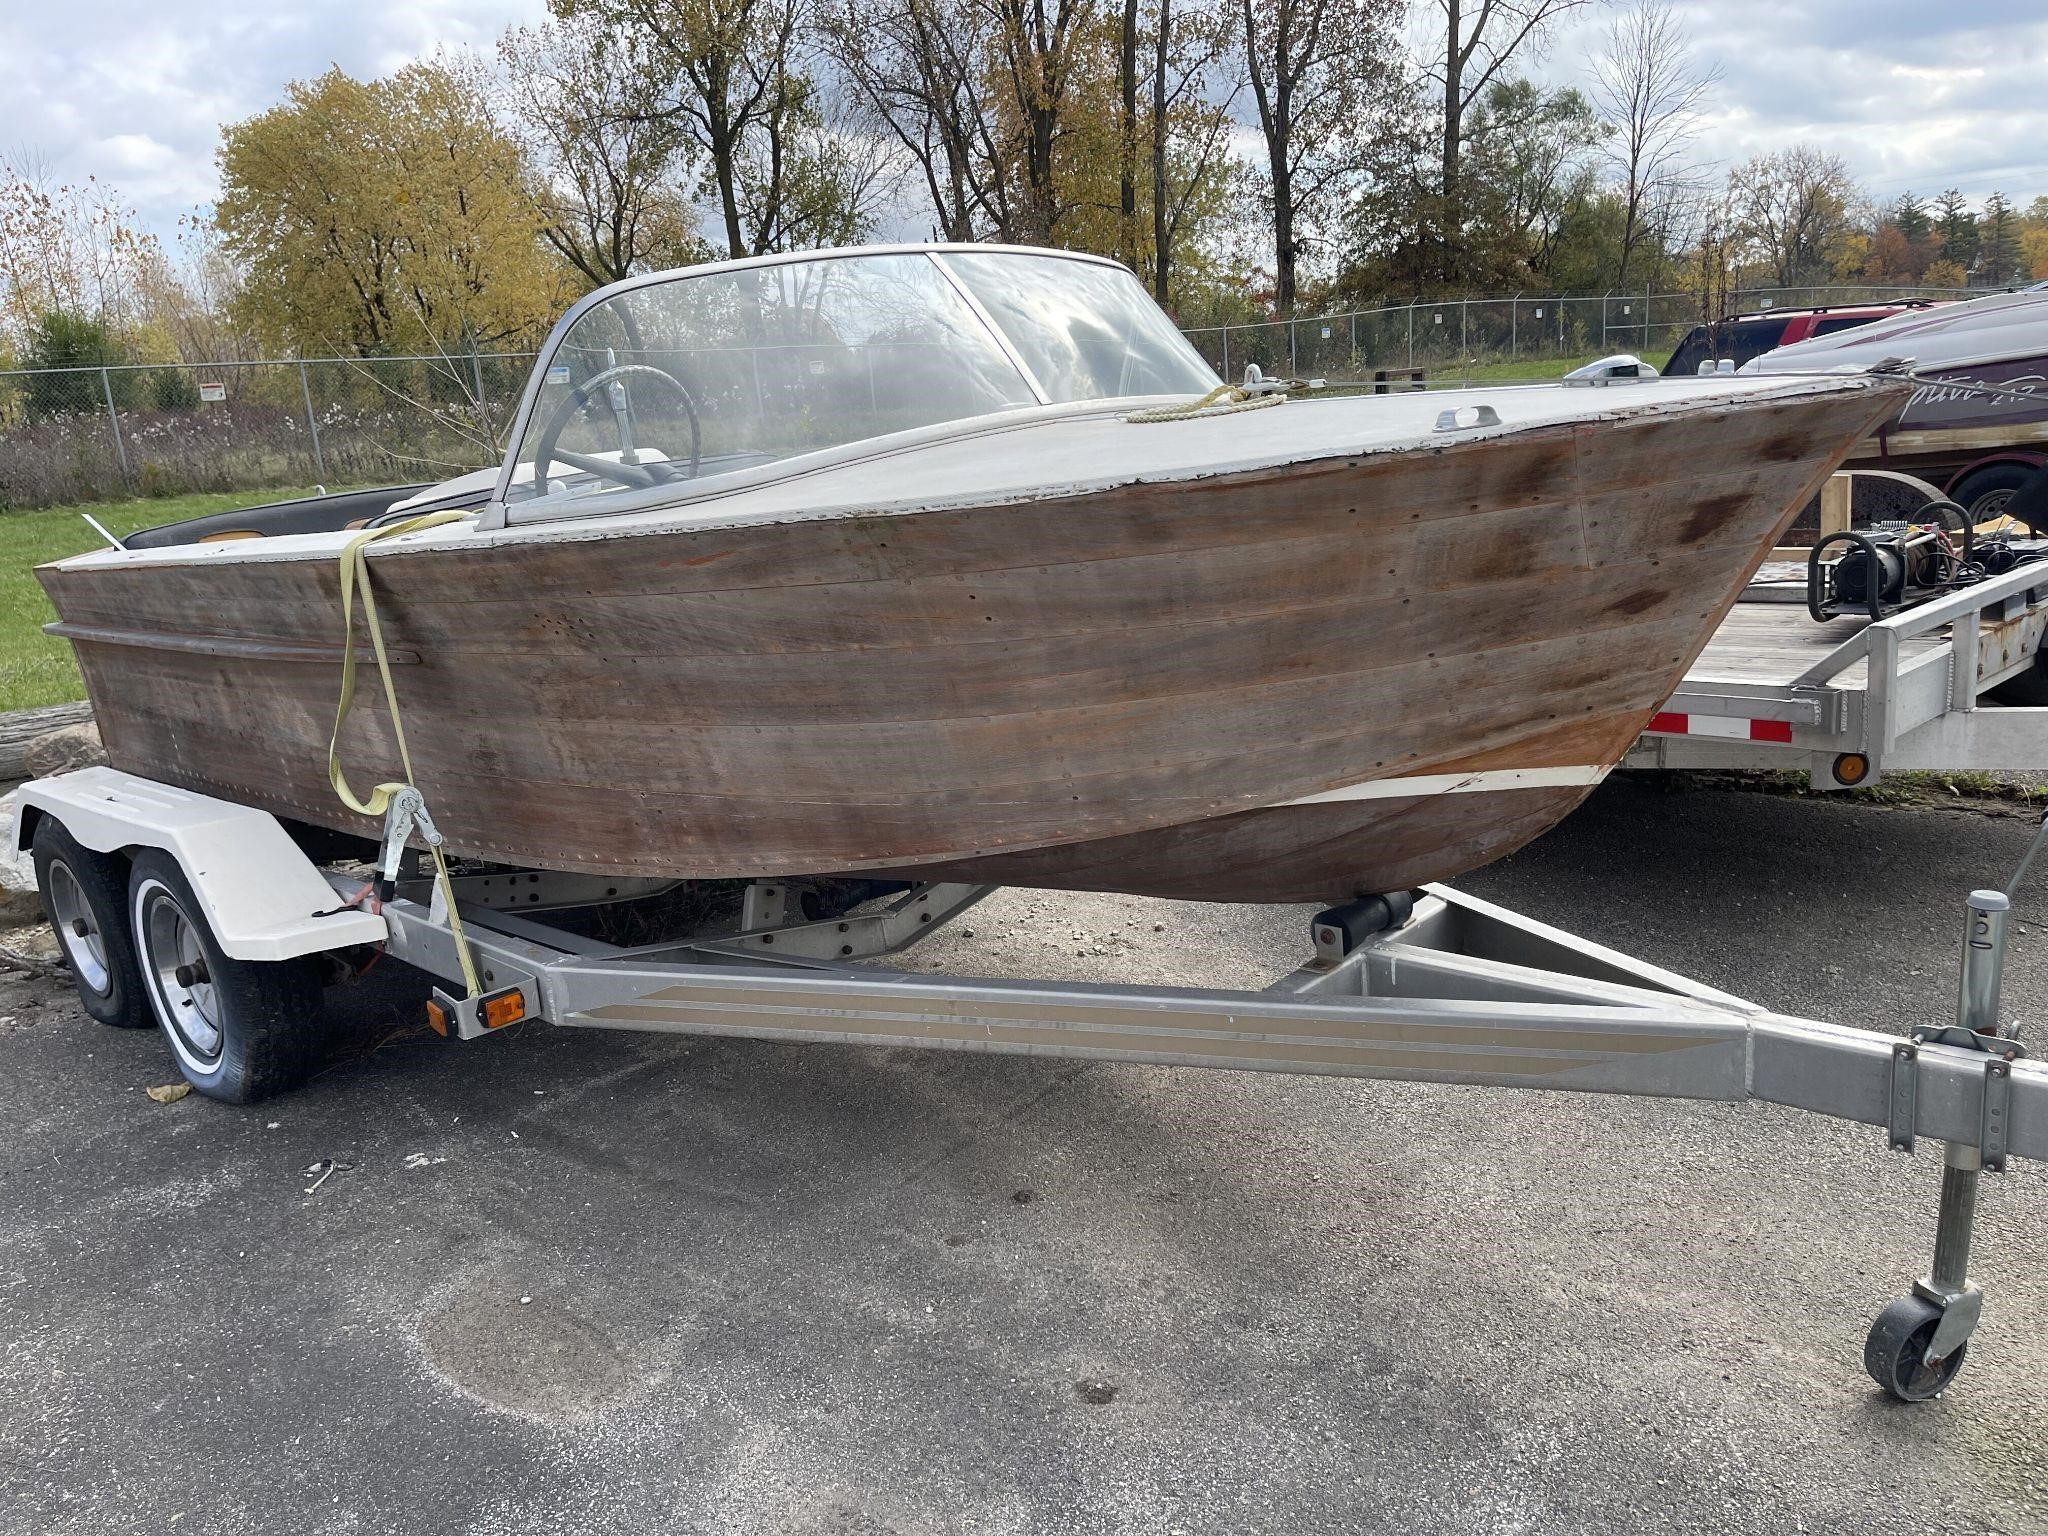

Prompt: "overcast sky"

[4,0,2045,238]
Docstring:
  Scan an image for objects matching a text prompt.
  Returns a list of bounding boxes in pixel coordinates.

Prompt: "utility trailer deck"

[1629,550,2048,787]
[11,765,2048,1402]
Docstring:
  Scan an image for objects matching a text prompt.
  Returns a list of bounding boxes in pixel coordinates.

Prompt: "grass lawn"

[1427,349,1675,383]
[0,487,333,713]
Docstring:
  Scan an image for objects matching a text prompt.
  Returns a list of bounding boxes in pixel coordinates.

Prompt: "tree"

[1979,192,2022,287]
[1893,192,1931,247]
[1591,1,1718,287]
[985,0,1095,243]
[20,310,129,416]
[1932,188,1978,273]
[822,0,1012,240]
[0,154,166,347]
[1145,0,1242,302]
[1728,146,1858,287]
[1462,80,1605,284]
[495,13,703,286]
[1240,0,1401,310]
[1922,257,1968,290]
[559,0,887,257]
[1420,0,1595,287]
[216,64,570,354]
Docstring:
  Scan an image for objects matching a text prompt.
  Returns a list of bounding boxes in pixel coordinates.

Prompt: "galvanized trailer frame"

[10,766,2041,1399]
[1629,475,2048,789]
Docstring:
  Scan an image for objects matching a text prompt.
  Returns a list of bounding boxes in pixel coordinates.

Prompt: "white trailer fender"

[12,767,387,961]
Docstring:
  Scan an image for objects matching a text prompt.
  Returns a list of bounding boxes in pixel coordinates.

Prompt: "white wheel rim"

[48,860,111,995]
[135,878,223,1068]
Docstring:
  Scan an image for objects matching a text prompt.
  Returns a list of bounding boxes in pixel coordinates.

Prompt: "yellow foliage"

[1921,257,1969,290]
[216,63,575,356]
[2023,226,2048,281]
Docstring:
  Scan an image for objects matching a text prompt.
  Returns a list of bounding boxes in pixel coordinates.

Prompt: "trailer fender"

[11,767,386,961]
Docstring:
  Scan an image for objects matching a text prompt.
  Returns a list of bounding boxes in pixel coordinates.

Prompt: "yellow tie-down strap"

[327,509,483,997]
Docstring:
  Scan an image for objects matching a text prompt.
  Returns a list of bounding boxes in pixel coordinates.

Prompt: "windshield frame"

[486,243,1206,523]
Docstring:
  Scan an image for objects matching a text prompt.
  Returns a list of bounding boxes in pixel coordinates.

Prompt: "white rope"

[1125,382,1288,423]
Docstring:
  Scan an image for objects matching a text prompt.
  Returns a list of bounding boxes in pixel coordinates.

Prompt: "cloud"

[5,0,2047,242]
[0,0,549,233]
[1538,0,2048,204]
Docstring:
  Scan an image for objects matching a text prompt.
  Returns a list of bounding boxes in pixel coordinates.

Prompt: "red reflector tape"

[1647,712,1794,744]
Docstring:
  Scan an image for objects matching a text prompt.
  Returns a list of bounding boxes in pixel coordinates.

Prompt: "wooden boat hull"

[40,384,1898,902]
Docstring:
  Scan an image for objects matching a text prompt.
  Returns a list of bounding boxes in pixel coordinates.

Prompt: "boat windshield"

[502,247,1217,514]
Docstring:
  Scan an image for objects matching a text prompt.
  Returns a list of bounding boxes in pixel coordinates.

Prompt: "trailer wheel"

[127,850,323,1103]
[1951,464,2038,527]
[1864,1295,1968,1401]
[31,819,149,1030]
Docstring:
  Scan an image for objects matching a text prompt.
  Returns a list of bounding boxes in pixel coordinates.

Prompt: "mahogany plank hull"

[40,385,1899,901]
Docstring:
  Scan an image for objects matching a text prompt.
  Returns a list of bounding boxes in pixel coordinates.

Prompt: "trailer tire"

[1951,463,2038,527]
[127,850,323,1103]
[31,819,149,1030]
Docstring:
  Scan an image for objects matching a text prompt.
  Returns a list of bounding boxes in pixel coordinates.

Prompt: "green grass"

[1428,349,1676,383]
[0,487,334,712]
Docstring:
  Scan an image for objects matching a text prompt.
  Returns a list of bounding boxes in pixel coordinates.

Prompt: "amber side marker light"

[425,998,450,1037]
[1833,752,1871,787]
[480,987,527,1030]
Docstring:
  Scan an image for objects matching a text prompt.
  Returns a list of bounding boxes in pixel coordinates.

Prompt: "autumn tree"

[0,153,166,346]
[557,0,888,258]
[1144,0,1242,303]
[1419,0,1595,287]
[1240,0,1402,310]
[2021,196,2048,282]
[1592,0,1718,287]
[1728,146,1858,287]
[216,64,570,354]
[494,13,703,285]
[980,0,1098,243]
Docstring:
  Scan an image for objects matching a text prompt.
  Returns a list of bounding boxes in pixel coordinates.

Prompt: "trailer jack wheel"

[1865,1294,1969,1401]
[127,850,324,1103]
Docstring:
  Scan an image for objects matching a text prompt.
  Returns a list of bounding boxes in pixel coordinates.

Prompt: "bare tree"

[1149,0,1240,302]
[1592,0,1719,286]
[493,15,699,286]
[1240,0,1399,311]
[1420,0,1593,285]
[823,0,1014,239]
[564,0,867,259]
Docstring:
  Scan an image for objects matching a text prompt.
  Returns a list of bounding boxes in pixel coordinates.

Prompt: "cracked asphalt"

[2,776,2046,1535]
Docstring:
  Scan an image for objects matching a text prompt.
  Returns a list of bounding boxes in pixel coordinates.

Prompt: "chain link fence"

[1182,284,1978,383]
[0,352,534,510]
[0,284,1982,510]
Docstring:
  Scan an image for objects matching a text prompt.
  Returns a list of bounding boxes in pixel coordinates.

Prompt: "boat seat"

[122,484,432,550]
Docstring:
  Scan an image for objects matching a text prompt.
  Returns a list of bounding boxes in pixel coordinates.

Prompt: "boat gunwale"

[43,373,1903,577]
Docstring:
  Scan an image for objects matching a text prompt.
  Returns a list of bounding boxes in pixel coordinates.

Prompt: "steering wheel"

[530,363,702,495]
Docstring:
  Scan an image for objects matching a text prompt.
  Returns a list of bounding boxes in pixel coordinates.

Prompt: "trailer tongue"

[13,764,2043,1402]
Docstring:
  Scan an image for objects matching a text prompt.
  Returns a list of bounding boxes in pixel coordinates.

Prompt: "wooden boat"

[39,245,1904,903]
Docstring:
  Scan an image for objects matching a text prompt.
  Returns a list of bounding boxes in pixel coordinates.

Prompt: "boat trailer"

[13,765,2047,1401]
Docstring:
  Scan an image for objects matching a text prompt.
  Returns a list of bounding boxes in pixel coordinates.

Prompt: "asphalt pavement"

[2,777,2045,1535]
